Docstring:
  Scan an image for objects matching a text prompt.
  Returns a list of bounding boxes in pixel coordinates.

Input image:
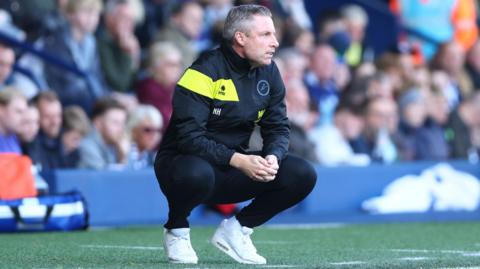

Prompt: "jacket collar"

[220,41,251,75]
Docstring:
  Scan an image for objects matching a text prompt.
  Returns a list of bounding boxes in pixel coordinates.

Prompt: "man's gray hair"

[223,5,272,42]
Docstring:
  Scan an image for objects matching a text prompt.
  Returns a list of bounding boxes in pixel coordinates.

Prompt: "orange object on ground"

[0,153,37,200]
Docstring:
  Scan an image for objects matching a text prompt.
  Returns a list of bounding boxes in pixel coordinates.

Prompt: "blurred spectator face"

[311,45,336,81]
[366,97,398,135]
[174,2,204,39]
[0,96,28,134]
[367,74,393,99]
[280,50,308,82]
[411,66,431,91]
[152,53,182,86]
[62,130,84,153]
[427,92,449,125]
[96,108,127,145]
[106,3,135,37]
[402,100,426,128]
[18,106,40,143]
[467,41,480,71]
[132,119,162,151]
[38,99,62,138]
[0,46,15,84]
[294,30,314,56]
[341,4,368,43]
[68,6,101,35]
[285,80,316,130]
[398,53,414,82]
[438,41,465,76]
[335,109,364,139]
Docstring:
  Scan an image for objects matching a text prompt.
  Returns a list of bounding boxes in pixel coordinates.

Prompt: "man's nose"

[272,35,279,48]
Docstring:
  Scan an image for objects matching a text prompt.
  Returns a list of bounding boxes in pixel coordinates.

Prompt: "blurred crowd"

[0,0,480,172]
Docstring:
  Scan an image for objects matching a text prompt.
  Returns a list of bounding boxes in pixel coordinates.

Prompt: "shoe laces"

[168,233,193,250]
[238,227,258,253]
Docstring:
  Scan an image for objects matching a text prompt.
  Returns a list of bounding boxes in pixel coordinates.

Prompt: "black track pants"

[154,154,317,229]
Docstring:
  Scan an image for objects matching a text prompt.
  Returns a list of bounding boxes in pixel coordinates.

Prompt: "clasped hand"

[230,153,279,182]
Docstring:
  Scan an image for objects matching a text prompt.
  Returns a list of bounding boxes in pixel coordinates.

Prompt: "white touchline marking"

[330,261,365,266]
[267,223,345,230]
[398,257,430,261]
[438,267,480,269]
[260,265,299,268]
[390,249,470,254]
[390,249,480,257]
[462,252,480,257]
[80,244,163,250]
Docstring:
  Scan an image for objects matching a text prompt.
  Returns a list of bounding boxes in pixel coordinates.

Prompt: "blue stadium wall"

[49,161,480,227]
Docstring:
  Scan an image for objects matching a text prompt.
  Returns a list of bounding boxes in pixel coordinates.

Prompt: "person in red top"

[135,41,182,134]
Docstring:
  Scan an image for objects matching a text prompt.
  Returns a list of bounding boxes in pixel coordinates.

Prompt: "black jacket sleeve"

[259,63,290,161]
[172,67,235,165]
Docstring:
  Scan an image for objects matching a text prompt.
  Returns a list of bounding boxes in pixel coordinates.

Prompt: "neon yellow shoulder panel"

[177,69,239,102]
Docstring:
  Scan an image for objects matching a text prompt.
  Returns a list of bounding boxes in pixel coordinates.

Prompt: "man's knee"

[277,155,317,193]
[171,155,215,193]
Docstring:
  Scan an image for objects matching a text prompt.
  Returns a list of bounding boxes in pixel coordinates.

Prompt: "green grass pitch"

[1,221,480,268]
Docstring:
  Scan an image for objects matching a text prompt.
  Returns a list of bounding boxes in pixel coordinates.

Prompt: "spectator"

[77,97,127,169]
[155,1,204,70]
[61,105,91,167]
[427,82,451,127]
[0,87,27,154]
[445,91,480,159]
[43,0,109,114]
[0,43,44,99]
[18,104,40,152]
[309,103,369,166]
[276,48,308,84]
[304,44,343,125]
[0,44,15,89]
[284,79,318,162]
[97,0,140,93]
[341,4,371,67]
[136,41,182,134]
[431,40,473,109]
[351,97,400,163]
[125,104,163,169]
[465,40,480,89]
[397,88,449,160]
[27,91,65,169]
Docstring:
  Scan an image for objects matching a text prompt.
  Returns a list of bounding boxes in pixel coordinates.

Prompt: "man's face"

[311,46,336,81]
[38,100,62,138]
[19,106,40,142]
[0,47,15,84]
[1,97,28,134]
[62,130,84,153]
[98,109,127,145]
[241,15,279,67]
[366,98,398,135]
[133,119,162,152]
[69,7,101,35]
[177,4,204,39]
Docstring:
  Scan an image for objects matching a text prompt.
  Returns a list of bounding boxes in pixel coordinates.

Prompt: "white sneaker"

[211,218,267,264]
[163,228,198,264]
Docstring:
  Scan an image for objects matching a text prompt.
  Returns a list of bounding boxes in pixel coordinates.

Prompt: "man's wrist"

[229,152,245,168]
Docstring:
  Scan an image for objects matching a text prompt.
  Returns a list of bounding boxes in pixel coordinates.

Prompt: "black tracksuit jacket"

[156,42,290,166]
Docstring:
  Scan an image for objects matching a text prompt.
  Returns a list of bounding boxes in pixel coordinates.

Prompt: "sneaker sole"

[211,232,265,264]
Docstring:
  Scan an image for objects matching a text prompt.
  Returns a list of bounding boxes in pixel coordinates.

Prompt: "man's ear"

[234,31,246,46]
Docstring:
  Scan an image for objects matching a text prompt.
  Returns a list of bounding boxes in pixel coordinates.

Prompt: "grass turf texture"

[1,222,480,269]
